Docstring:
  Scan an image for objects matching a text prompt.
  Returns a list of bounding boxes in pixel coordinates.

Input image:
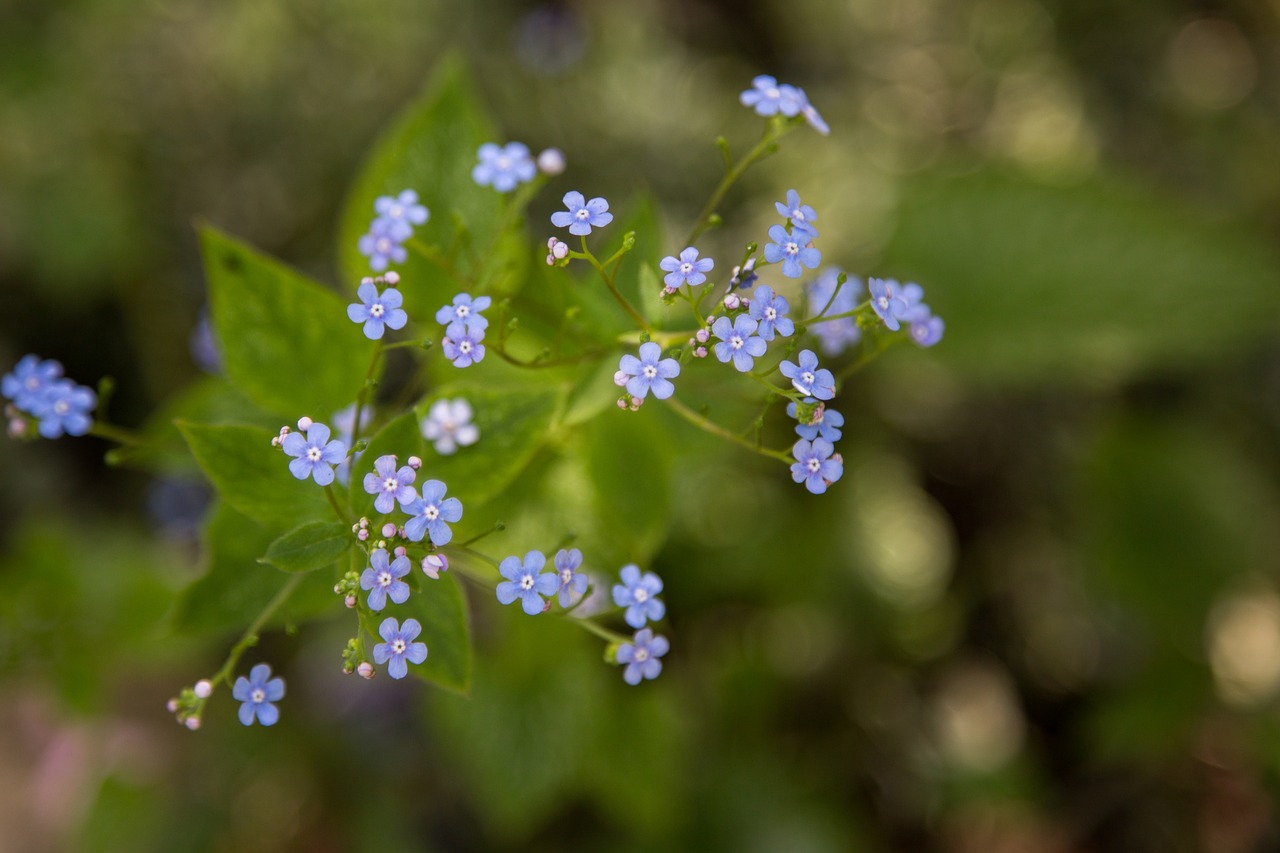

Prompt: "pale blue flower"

[373,190,429,241]
[472,142,537,193]
[659,247,714,291]
[747,285,794,341]
[763,224,820,279]
[347,279,408,340]
[360,548,412,611]
[779,350,835,401]
[281,422,348,486]
[613,565,664,629]
[551,191,612,236]
[373,617,427,679]
[496,550,558,615]
[232,663,285,726]
[617,628,668,685]
[618,342,680,400]
[553,548,589,608]
[711,315,767,373]
[403,480,462,545]
[362,454,417,513]
[791,438,843,494]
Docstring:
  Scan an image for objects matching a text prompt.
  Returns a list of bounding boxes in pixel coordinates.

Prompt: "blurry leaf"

[202,226,376,419]
[178,421,330,531]
[1082,656,1211,761]
[348,410,424,519]
[579,410,672,568]
[562,356,626,427]
[171,502,335,635]
[359,572,470,694]
[638,261,683,330]
[336,57,501,308]
[260,521,353,574]
[881,169,1280,384]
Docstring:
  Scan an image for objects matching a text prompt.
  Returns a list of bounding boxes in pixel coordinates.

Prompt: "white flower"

[422,398,479,455]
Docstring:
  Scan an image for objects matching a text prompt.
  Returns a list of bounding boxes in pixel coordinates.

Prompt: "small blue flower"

[780,350,835,401]
[360,548,412,611]
[472,142,537,193]
[357,218,407,273]
[792,89,830,135]
[787,399,844,443]
[617,342,680,400]
[806,269,863,356]
[747,285,794,341]
[775,190,819,239]
[347,279,408,340]
[763,224,821,279]
[496,550,559,615]
[551,191,613,236]
[711,315,768,373]
[373,190,429,241]
[435,293,491,331]
[232,663,285,726]
[740,75,790,117]
[616,628,669,685]
[373,617,427,679]
[908,305,945,348]
[281,422,348,486]
[442,322,486,368]
[422,398,479,455]
[403,480,462,545]
[659,247,714,291]
[553,548,589,608]
[362,454,417,514]
[31,380,96,439]
[613,565,664,629]
[791,438,844,494]
[3,355,64,413]
[869,277,909,331]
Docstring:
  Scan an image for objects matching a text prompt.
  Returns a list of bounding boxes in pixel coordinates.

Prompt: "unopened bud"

[694,346,708,359]
[422,553,448,579]
[297,416,313,432]
[613,370,629,387]
[193,680,212,699]
[723,293,741,311]
[381,523,397,538]
[357,529,369,542]
[166,698,179,714]
[394,546,407,558]
[397,526,407,539]
[270,436,280,447]
[345,594,357,608]
[357,662,375,680]
[407,456,422,470]
[184,716,201,731]
[629,396,643,411]
[695,328,710,344]
[616,398,628,410]
[537,147,566,175]
[375,540,387,550]
[383,271,400,286]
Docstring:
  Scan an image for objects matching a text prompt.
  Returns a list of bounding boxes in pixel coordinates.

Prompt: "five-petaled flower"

[616,628,669,685]
[360,548,412,611]
[422,398,479,455]
[373,617,427,679]
[763,224,821,279]
[2,355,64,414]
[472,142,537,193]
[281,422,348,486]
[403,480,462,545]
[496,550,558,615]
[747,285,794,341]
[442,323,486,368]
[779,350,835,401]
[659,247,714,292]
[791,438,844,495]
[357,218,407,272]
[347,278,408,341]
[435,293,491,331]
[617,342,680,400]
[31,380,97,439]
[551,191,613,236]
[613,565,665,629]
[373,190,429,241]
[775,190,819,239]
[553,548,589,608]
[363,454,417,514]
[232,663,286,726]
[868,277,909,331]
[711,315,767,373]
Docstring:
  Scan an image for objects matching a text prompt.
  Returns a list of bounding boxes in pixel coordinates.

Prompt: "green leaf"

[359,572,471,694]
[177,421,330,531]
[259,521,353,573]
[348,410,424,519]
[578,411,671,567]
[171,503,336,636]
[880,169,1280,385]
[336,57,501,307]
[201,225,375,419]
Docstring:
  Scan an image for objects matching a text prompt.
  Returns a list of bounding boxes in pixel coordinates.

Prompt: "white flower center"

[496,155,512,170]
[251,688,266,703]
[457,305,470,318]
[459,340,472,354]
[384,477,398,492]
[634,588,649,604]
[807,457,822,473]
[765,86,780,98]
[730,335,744,350]
[392,639,406,654]
[423,505,439,521]
[765,307,777,321]
[785,242,799,256]
[520,574,534,591]
[378,570,393,588]
[643,365,657,379]
[389,204,403,218]
[371,302,385,318]
[560,569,573,585]
[376,237,393,253]
[54,400,69,415]
[877,296,889,310]
[680,262,693,275]
[25,377,38,390]
[792,209,806,222]
[575,208,590,221]
[307,446,322,461]
[801,371,815,387]
[634,648,649,662]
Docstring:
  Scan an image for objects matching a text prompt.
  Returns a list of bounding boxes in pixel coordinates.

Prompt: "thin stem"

[406,238,472,288]
[581,237,651,332]
[88,422,143,446]
[350,341,382,451]
[210,574,305,687]
[684,120,794,248]
[665,396,792,463]
[572,617,630,645]
[745,370,800,402]
[325,485,351,524]
[800,299,873,326]
[490,345,608,370]
[457,522,506,548]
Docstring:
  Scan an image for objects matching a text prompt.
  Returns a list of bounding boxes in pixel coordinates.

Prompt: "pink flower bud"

[694,346,708,359]
[357,662,375,680]
[723,293,741,310]
[613,370,630,387]
[629,396,643,411]
[166,699,179,714]
[394,546,407,558]
[422,553,448,579]
[407,456,422,470]
[357,529,369,542]
[695,328,710,343]
[383,271,400,286]
[345,594,357,608]
[537,147,566,175]
[381,523,397,538]
[358,517,370,529]
[616,398,628,410]
[296,416,313,431]
[184,716,201,731]
[193,680,212,699]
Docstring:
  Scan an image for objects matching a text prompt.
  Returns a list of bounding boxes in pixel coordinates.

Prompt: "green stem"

[325,485,351,524]
[572,617,631,645]
[210,574,305,687]
[457,522,506,548]
[350,340,383,451]
[684,120,793,248]
[406,238,472,288]
[88,422,143,446]
[581,237,652,332]
[665,396,792,463]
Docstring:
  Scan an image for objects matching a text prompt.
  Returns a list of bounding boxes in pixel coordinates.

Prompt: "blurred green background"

[3,0,1280,850]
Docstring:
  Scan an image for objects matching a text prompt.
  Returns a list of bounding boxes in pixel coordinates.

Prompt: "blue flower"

[617,628,669,685]
[740,75,791,117]
[403,480,462,545]
[806,269,863,356]
[442,322,486,368]
[729,258,759,292]
[791,89,830,135]
[472,142,537,193]
[551,191,613,236]
[869,277,909,331]
[788,399,844,442]
[347,278,408,340]
[779,350,835,401]
[775,190,819,239]
[360,548,412,611]
[362,454,417,514]
[553,548,589,608]
[908,305,945,348]
[232,663,285,726]
[3,355,64,413]
[763,224,821,279]
[372,617,427,679]
[659,247,714,291]
[373,190,429,241]
[422,398,479,455]
[281,422,347,486]
[357,218,407,273]
[613,565,664,629]
[617,342,680,400]
[31,380,96,439]
[747,285,794,341]
[496,550,559,615]
[791,438,844,494]
[711,315,767,373]
[435,293,491,331]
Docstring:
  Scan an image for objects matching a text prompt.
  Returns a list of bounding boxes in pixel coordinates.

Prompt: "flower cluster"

[358,189,429,272]
[613,567,669,685]
[497,548,590,614]
[740,75,829,135]
[764,189,822,279]
[868,278,944,347]
[2,355,97,440]
[472,142,564,192]
[437,293,490,368]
